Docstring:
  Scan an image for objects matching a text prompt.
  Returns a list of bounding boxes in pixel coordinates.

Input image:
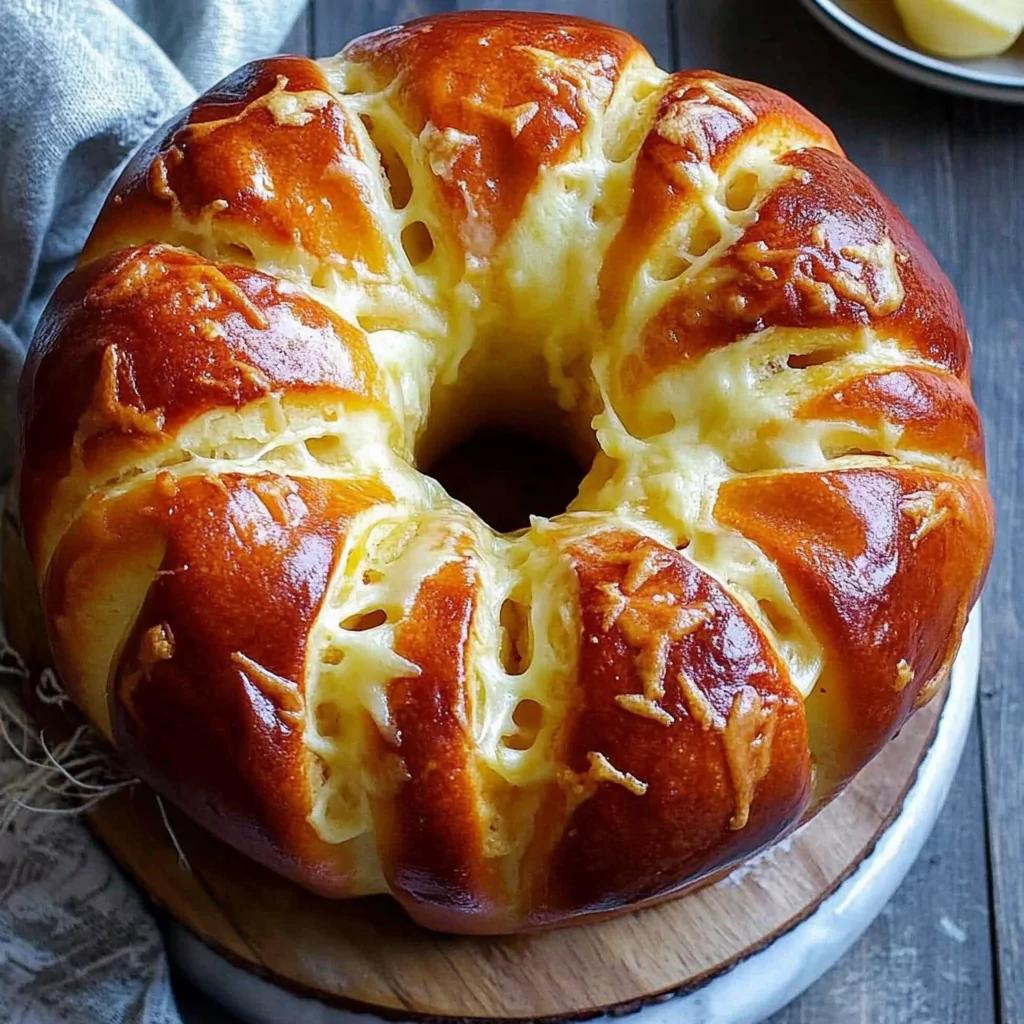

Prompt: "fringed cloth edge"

[0,635,190,867]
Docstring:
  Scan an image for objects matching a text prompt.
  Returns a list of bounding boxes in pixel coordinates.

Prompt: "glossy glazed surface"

[18,12,992,932]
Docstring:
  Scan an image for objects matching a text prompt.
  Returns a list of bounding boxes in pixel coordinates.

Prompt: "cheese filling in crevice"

[304,505,468,847]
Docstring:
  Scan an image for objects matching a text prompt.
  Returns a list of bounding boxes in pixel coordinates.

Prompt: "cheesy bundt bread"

[17,13,993,933]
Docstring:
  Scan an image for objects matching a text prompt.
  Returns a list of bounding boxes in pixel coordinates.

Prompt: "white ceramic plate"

[169,608,982,1024]
[801,0,1024,102]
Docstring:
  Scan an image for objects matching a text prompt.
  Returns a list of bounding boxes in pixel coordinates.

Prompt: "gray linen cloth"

[0,1,305,1020]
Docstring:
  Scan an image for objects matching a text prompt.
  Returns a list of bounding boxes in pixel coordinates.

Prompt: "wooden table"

[176,2,1020,1022]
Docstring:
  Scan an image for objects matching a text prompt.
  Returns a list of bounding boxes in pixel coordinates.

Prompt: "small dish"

[801,0,1024,102]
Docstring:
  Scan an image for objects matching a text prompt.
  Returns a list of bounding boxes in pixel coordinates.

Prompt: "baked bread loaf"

[17,12,993,933]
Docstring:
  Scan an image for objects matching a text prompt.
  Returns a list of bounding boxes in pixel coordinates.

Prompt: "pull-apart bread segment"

[18,12,992,932]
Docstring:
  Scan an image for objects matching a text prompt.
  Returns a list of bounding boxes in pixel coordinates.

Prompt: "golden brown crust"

[19,245,381,567]
[715,468,993,795]
[39,480,169,738]
[82,57,388,273]
[371,557,509,932]
[624,147,970,392]
[798,368,985,469]
[600,71,841,328]
[532,532,810,920]
[16,11,992,934]
[343,12,649,259]
[69,472,392,894]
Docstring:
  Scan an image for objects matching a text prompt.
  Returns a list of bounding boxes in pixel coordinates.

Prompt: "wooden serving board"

[0,502,946,1022]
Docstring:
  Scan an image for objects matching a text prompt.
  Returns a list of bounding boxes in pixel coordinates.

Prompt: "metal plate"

[802,0,1024,102]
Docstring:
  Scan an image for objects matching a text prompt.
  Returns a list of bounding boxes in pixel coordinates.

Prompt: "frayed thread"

[0,635,136,832]
[0,636,191,872]
[155,793,191,872]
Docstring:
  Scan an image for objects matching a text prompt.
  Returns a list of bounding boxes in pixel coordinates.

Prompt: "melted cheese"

[722,686,779,830]
[585,750,648,796]
[304,506,464,842]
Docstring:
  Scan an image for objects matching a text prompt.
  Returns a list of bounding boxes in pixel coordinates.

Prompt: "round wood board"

[0,501,961,1022]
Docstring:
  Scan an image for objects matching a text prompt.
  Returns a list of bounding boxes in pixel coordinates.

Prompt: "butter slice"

[894,0,1024,57]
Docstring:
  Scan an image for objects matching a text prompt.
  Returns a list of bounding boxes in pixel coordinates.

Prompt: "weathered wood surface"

[947,94,1024,1024]
[175,2,1013,1021]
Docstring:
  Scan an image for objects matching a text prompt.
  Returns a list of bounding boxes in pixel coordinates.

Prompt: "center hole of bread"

[426,428,584,534]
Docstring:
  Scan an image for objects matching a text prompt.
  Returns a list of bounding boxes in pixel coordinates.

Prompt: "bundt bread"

[17,12,993,933]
